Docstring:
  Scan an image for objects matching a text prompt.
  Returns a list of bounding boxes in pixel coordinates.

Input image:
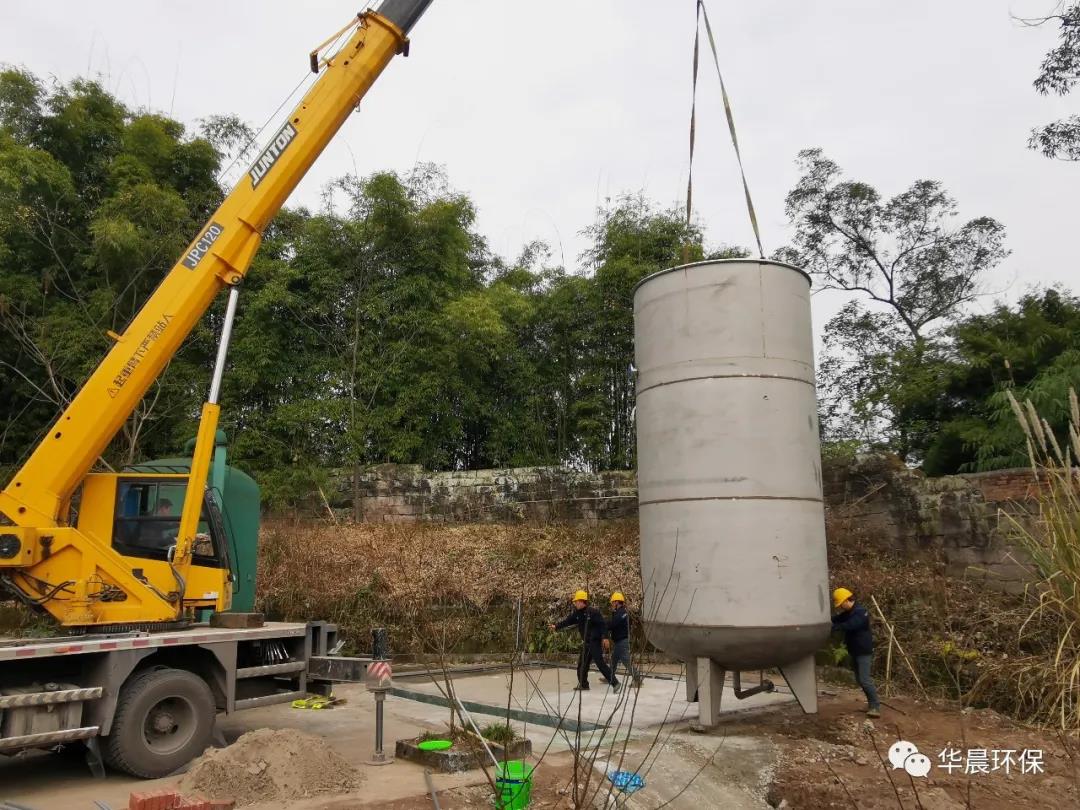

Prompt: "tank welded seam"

[636,373,814,396]
[758,266,767,357]
[638,495,823,506]
[633,259,811,294]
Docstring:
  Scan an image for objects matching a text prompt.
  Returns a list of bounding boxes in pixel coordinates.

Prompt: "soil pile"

[180,728,361,805]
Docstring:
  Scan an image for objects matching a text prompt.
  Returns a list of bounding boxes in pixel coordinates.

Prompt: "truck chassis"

[0,621,367,778]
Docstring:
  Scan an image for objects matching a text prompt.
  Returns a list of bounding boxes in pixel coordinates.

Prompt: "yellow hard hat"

[573,590,589,602]
[832,587,854,608]
[610,592,625,603]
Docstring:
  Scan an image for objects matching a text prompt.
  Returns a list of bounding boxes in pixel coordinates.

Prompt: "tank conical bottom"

[645,621,830,671]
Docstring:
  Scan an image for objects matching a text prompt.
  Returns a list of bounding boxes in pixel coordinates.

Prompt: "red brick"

[129,793,150,810]
[207,801,235,810]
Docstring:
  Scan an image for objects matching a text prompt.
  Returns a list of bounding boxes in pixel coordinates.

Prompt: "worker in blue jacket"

[606,592,644,688]
[831,587,881,718]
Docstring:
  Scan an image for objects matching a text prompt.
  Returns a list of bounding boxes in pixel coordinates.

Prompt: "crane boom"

[0,1,433,627]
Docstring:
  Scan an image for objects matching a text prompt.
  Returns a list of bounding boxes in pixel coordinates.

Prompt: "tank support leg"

[691,657,725,729]
[778,654,818,714]
[685,658,698,703]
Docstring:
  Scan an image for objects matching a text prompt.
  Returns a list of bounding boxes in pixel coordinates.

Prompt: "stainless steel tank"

[633,258,830,722]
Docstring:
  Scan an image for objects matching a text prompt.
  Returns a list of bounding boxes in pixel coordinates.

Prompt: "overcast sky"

[2,0,1076,343]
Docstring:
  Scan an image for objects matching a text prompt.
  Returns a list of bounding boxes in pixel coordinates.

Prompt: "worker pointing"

[549,590,621,693]
[831,587,880,718]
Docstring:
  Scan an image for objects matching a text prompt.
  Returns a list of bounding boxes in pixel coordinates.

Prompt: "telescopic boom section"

[0,3,431,527]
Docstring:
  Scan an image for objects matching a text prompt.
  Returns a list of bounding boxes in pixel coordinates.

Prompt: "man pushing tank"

[549,590,621,693]
[832,587,881,718]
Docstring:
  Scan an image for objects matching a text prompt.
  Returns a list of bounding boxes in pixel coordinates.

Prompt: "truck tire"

[103,667,215,778]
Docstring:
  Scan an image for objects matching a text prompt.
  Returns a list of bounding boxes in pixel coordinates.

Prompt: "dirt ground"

[259,686,1080,810]
[340,758,582,810]
[3,684,1078,809]
[740,688,1079,809]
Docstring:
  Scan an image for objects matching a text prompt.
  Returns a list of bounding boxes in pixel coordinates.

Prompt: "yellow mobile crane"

[0,0,430,629]
[0,1,431,777]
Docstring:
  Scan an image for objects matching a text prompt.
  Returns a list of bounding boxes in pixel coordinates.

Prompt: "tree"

[921,288,1080,474]
[1025,3,1080,160]
[2,67,753,503]
[0,69,222,476]
[778,149,1008,458]
[219,165,503,502]
[572,195,706,470]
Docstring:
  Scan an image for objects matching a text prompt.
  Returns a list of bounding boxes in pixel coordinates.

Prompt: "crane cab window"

[113,480,224,567]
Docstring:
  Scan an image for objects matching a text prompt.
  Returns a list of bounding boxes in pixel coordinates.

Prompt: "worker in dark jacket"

[606,592,643,687]
[831,587,880,717]
[549,590,621,692]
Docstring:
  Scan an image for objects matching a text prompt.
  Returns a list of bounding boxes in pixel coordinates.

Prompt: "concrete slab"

[0,681,487,810]
[0,665,796,809]
[592,732,777,809]
[390,666,795,755]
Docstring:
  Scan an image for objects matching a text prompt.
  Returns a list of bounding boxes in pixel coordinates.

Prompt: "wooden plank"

[210,612,265,629]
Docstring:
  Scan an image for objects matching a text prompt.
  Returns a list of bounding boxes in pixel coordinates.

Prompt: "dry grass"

[258,423,1080,732]
[826,515,1030,700]
[256,518,641,652]
[972,389,1080,731]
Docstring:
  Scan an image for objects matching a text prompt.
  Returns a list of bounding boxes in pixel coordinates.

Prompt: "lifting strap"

[686,0,766,259]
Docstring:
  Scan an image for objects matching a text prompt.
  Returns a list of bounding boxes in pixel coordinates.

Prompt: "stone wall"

[335,464,637,523]
[333,457,1042,592]
[822,455,1038,593]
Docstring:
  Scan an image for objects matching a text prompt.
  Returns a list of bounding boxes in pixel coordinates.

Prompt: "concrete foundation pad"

[390,665,796,753]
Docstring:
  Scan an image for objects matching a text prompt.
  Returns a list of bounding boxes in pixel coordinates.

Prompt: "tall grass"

[255,518,643,653]
[982,388,1080,730]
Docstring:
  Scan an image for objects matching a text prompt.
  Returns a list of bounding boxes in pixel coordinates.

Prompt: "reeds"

[983,388,1080,730]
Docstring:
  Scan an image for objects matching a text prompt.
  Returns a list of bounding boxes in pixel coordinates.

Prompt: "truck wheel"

[103,667,215,778]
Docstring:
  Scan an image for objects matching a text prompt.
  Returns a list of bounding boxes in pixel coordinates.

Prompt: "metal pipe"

[207,287,240,405]
[454,696,501,771]
[424,769,442,810]
[732,670,775,700]
[514,598,523,653]
[372,627,389,660]
[374,690,385,759]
